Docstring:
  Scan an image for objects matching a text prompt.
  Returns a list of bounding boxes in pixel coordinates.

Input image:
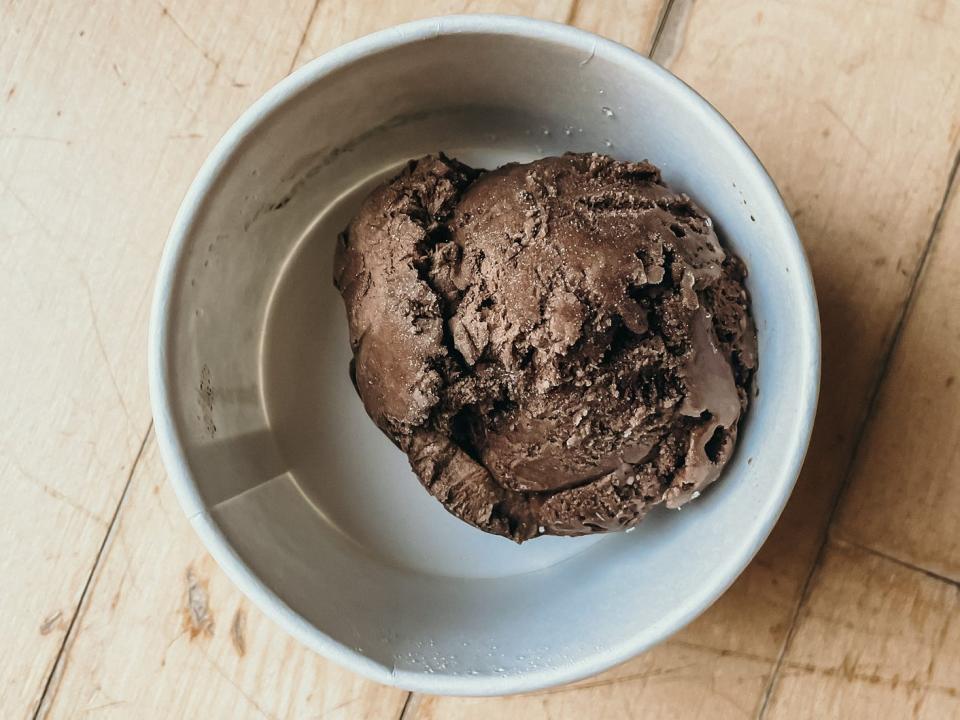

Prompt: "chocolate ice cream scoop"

[333,153,756,542]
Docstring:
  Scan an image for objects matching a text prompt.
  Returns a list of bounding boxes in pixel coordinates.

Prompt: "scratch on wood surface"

[230,606,247,657]
[80,274,133,426]
[0,133,72,144]
[155,0,221,70]
[110,584,122,611]
[115,531,145,598]
[109,562,135,612]
[39,611,63,636]
[160,70,201,116]
[670,637,773,663]
[912,606,956,716]
[315,696,361,718]
[816,99,870,154]
[663,637,957,699]
[1,179,58,239]
[537,697,552,720]
[841,50,869,74]
[840,651,859,681]
[201,650,278,720]
[159,628,187,668]
[183,566,215,639]
[288,0,323,73]
[530,649,959,702]
[2,451,104,524]
[529,662,703,696]
[82,700,127,715]
[782,660,959,697]
[708,670,755,718]
[111,63,127,87]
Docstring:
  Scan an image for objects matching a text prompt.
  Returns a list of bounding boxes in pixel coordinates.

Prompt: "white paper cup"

[149,15,819,695]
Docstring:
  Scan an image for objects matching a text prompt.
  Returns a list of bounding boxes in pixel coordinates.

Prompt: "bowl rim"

[149,13,821,696]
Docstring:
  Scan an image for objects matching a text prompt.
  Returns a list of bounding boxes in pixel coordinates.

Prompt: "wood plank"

[765,541,960,719]
[293,0,576,67]
[0,1,319,715]
[416,0,960,716]
[833,178,960,581]
[38,434,408,720]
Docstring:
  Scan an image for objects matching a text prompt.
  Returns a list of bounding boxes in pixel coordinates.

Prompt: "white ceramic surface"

[149,15,820,695]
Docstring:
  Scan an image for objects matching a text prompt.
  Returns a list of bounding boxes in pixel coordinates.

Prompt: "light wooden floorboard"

[766,541,960,720]
[834,176,960,582]
[6,0,960,717]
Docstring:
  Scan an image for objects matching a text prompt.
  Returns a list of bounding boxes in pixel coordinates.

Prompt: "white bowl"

[149,15,819,695]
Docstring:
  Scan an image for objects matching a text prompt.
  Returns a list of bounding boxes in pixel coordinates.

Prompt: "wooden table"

[3,1,959,717]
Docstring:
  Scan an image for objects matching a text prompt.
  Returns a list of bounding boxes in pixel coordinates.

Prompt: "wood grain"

[765,541,960,719]
[833,178,960,581]
[5,0,960,718]
[0,0,319,715]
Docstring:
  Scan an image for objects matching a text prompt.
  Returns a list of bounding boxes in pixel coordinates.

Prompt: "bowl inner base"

[261,150,607,579]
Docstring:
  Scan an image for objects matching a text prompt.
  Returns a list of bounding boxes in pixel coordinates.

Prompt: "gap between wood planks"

[399,692,419,720]
[837,538,960,591]
[32,422,153,720]
[648,0,677,58]
[755,144,960,720]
